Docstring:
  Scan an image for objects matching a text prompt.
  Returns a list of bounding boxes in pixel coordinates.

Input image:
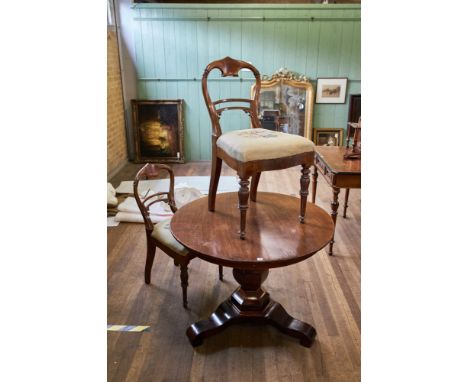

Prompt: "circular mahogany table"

[171,192,334,347]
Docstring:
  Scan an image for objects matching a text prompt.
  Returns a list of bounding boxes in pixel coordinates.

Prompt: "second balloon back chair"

[202,57,316,239]
[134,163,223,308]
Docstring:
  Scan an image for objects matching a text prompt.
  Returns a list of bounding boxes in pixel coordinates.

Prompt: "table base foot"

[186,269,316,347]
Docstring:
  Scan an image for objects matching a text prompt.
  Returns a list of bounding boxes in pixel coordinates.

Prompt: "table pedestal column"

[186,268,316,347]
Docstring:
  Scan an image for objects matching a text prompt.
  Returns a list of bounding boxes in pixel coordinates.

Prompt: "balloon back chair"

[134,163,223,308]
[202,57,316,239]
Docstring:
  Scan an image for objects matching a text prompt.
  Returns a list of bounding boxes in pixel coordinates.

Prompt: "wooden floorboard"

[108,161,361,382]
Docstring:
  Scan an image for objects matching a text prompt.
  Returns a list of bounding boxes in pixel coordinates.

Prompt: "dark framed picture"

[313,128,344,146]
[315,78,348,104]
[131,99,185,163]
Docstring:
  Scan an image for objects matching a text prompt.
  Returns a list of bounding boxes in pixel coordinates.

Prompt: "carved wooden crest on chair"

[202,57,316,239]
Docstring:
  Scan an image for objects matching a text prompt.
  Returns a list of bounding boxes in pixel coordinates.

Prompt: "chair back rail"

[133,163,177,232]
[212,98,253,106]
[202,57,262,138]
[216,106,252,115]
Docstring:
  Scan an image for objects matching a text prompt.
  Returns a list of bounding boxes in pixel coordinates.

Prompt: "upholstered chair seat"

[217,128,315,162]
[151,217,190,256]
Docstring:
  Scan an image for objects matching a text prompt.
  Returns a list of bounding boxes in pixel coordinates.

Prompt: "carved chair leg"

[144,239,157,284]
[238,176,250,240]
[343,188,350,218]
[174,259,179,267]
[179,260,189,308]
[208,156,223,212]
[218,265,223,281]
[250,172,261,202]
[299,164,311,223]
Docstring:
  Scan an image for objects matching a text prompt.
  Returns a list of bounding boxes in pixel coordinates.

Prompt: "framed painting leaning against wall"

[131,99,185,163]
[313,128,344,146]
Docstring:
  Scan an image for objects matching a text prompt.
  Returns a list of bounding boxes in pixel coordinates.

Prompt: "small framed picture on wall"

[315,78,348,104]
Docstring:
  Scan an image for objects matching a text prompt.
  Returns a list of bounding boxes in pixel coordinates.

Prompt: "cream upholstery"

[216,128,315,162]
[151,217,189,256]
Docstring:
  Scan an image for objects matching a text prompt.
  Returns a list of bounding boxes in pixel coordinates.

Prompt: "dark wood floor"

[108,161,360,382]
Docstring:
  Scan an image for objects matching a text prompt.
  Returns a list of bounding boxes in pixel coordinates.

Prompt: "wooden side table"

[171,192,334,347]
[311,146,361,256]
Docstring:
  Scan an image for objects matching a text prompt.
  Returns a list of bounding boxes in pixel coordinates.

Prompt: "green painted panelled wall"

[132,4,361,160]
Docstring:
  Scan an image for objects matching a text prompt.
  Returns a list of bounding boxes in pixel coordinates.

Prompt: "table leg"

[343,188,350,218]
[186,268,316,348]
[311,165,318,204]
[299,164,311,223]
[328,187,340,256]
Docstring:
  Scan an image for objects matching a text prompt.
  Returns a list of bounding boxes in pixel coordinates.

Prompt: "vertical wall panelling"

[196,9,209,160]
[349,20,361,81]
[150,9,165,99]
[295,21,309,76]
[131,4,361,160]
[231,10,244,136]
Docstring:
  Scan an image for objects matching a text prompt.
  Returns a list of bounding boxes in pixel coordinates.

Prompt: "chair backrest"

[133,163,177,232]
[201,56,262,138]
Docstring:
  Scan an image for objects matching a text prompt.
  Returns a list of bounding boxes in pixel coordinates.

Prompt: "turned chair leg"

[238,176,250,240]
[218,265,223,281]
[179,261,189,308]
[299,164,311,223]
[144,240,157,284]
[208,157,223,212]
[250,172,261,202]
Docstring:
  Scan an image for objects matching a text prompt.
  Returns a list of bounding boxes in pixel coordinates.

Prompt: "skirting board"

[107,160,128,182]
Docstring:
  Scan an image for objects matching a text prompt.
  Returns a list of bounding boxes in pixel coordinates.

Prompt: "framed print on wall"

[315,78,348,104]
[131,99,185,163]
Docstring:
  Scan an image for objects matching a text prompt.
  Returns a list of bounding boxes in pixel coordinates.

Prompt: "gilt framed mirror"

[251,69,314,140]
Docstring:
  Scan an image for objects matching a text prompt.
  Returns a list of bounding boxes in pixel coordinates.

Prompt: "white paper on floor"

[115,176,238,195]
[107,216,120,227]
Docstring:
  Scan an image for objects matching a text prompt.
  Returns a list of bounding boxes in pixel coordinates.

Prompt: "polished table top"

[171,192,334,269]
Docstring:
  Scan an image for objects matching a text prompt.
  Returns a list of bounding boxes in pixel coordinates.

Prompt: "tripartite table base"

[186,268,316,347]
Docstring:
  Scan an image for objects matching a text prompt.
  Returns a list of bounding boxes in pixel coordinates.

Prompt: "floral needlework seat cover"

[151,217,190,256]
[216,128,315,162]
